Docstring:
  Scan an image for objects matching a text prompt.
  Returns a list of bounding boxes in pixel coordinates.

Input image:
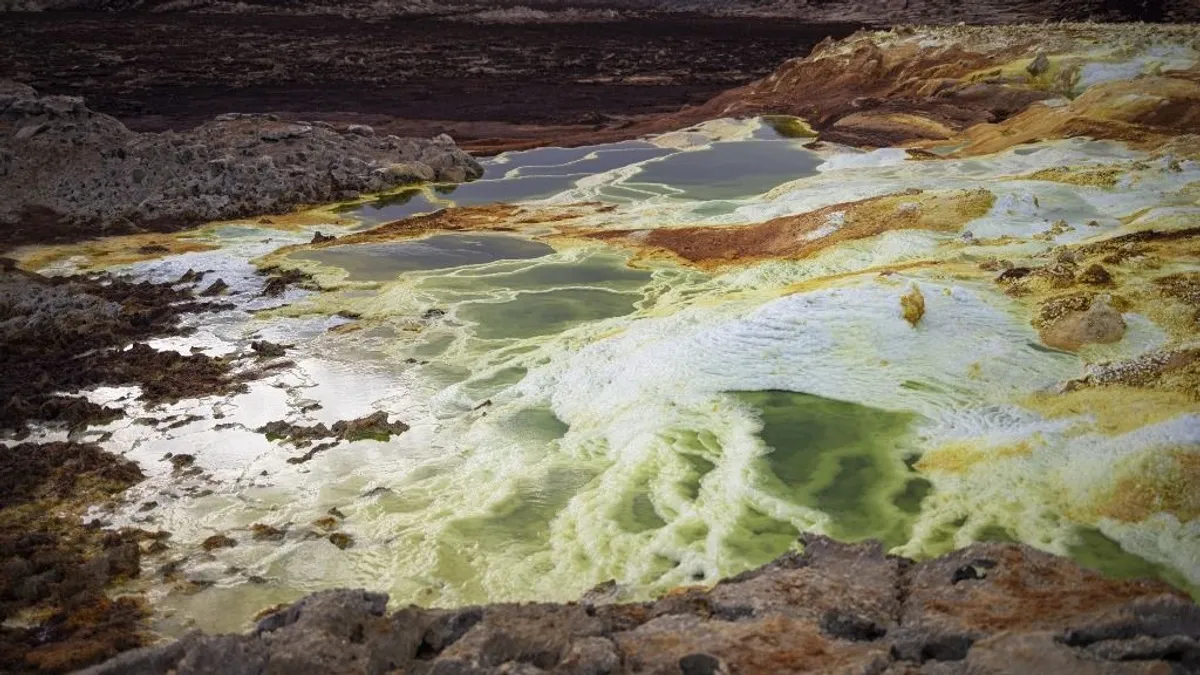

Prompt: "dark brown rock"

[1079,263,1114,285]
[0,442,150,673]
[249,340,289,359]
[200,534,237,551]
[0,267,241,435]
[257,411,409,448]
[199,279,229,297]
[78,536,1197,675]
[250,524,286,542]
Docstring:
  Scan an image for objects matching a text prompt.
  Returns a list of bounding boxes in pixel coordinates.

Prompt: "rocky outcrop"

[0,83,483,248]
[665,23,1200,151]
[80,535,1198,674]
[0,441,153,673]
[0,265,240,434]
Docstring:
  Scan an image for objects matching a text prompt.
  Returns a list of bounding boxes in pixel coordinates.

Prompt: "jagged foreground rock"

[83,536,1199,674]
[0,82,483,248]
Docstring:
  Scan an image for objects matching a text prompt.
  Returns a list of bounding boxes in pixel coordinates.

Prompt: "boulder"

[1041,298,1126,351]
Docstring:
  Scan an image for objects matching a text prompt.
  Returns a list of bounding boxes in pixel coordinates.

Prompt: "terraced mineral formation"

[526,22,1200,153]
[3,21,1199,674]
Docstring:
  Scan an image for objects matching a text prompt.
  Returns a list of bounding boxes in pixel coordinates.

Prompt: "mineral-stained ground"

[1,14,1199,675]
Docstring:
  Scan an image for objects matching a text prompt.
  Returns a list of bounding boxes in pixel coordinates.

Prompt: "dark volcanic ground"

[0,13,859,143]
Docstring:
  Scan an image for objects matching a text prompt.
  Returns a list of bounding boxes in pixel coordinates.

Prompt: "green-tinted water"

[738,390,924,548]
[291,234,554,281]
[629,140,822,200]
[460,288,641,340]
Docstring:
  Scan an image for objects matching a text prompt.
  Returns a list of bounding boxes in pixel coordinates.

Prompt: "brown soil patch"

[0,442,152,674]
[586,188,994,269]
[13,233,218,274]
[1023,386,1196,436]
[1093,449,1200,523]
[957,75,1200,157]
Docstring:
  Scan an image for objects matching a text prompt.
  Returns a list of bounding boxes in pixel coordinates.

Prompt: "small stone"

[820,609,888,641]
[901,285,925,327]
[199,278,229,296]
[259,124,312,142]
[250,340,289,358]
[201,534,237,551]
[330,411,409,442]
[1041,261,1078,286]
[178,268,205,284]
[679,653,724,675]
[1077,264,1113,285]
[14,122,47,140]
[979,257,1013,272]
[311,516,338,530]
[142,540,170,555]
[1054,248,1078,264]
[1026,52,1051,76]
[158,559,183,579]
[951,565,984,584]
[183,579,216,593]
[328,532,353,550]
[169,454,196,472]
[250,524,286,542]
[996,267,1033,283]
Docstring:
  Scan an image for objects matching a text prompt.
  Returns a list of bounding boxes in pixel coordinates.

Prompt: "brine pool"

[27,117,1200,635]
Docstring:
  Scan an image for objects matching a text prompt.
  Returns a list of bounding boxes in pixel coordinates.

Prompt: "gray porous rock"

[0,83,483,247]
[78,535,1200,674]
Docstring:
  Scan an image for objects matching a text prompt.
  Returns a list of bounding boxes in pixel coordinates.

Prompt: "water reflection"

[291,234,554,282]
